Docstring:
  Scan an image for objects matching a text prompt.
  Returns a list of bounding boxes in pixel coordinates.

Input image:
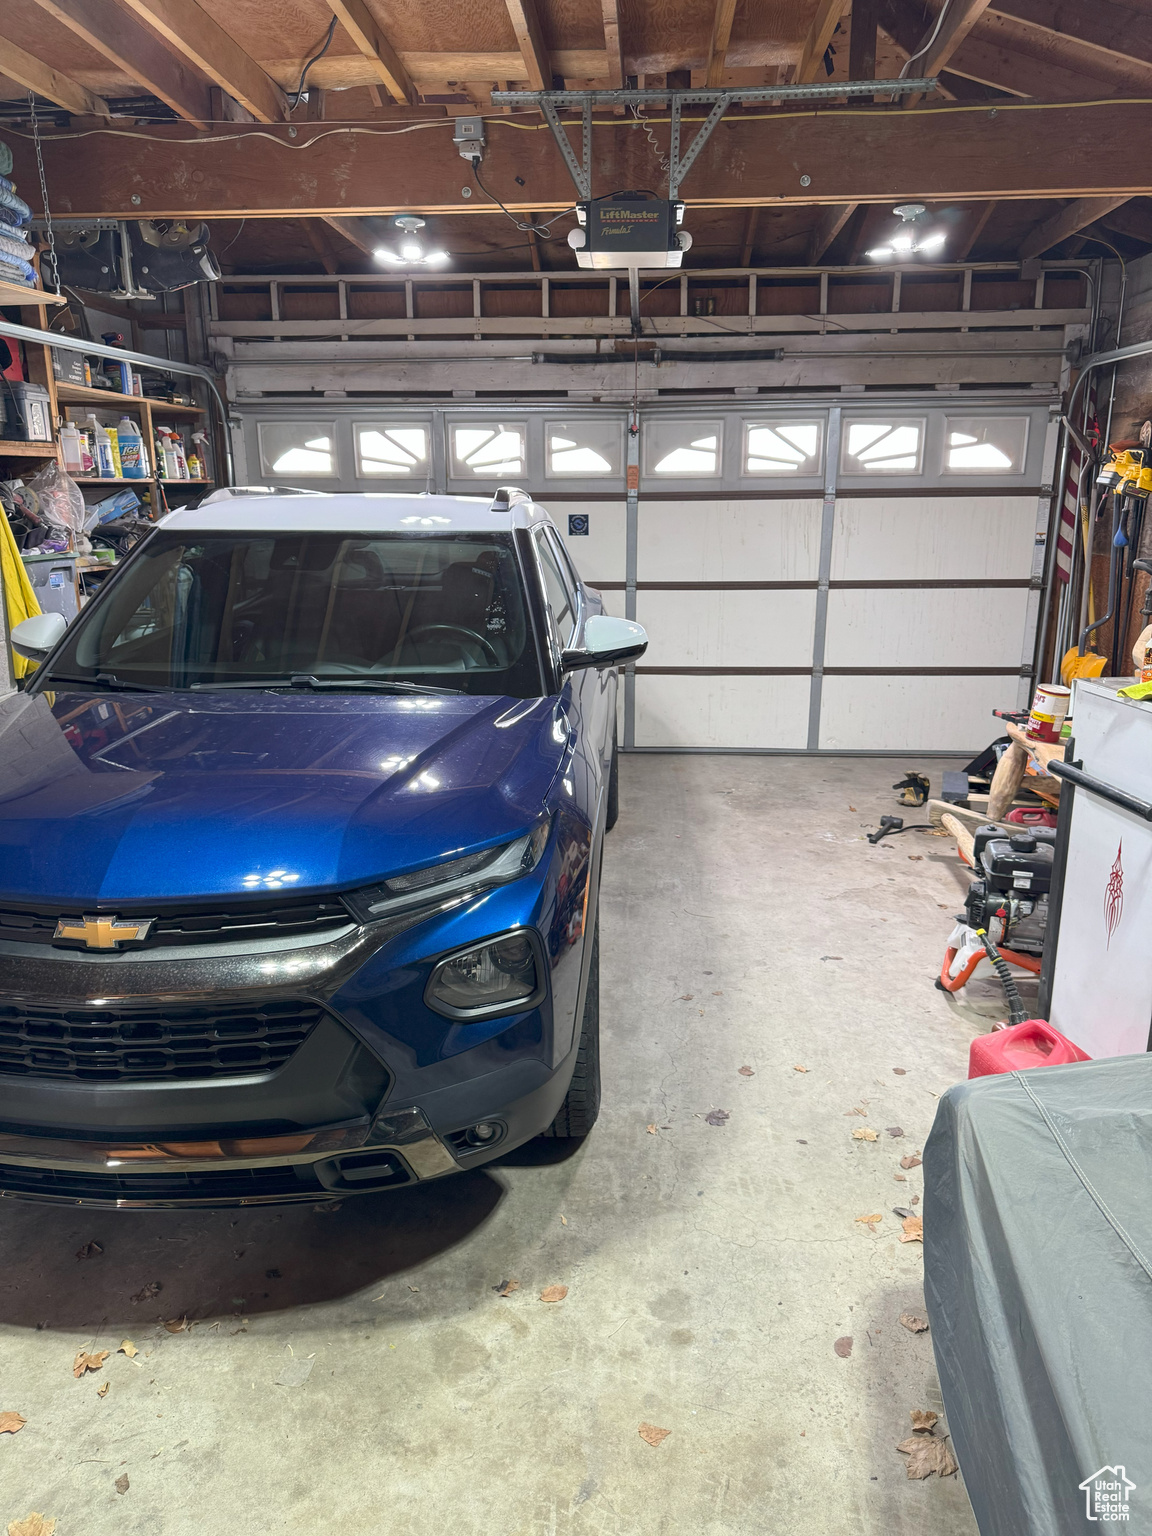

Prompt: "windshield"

[40,531,544,698]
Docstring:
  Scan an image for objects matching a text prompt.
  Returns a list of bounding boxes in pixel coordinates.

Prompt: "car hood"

[0,688,565,903]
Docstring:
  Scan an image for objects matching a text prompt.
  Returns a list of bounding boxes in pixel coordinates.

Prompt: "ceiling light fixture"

[866,202,947,262]
[374,215,450,267]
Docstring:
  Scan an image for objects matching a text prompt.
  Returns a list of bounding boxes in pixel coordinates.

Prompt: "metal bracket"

[539,96,593,201]
[668,94,730,201]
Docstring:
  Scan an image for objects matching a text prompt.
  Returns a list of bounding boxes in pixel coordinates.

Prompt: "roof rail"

[490,485,532,512]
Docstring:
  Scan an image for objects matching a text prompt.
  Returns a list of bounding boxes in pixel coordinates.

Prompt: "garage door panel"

[638,499,821,581]
[635,589,817,668]
[820,674,1013,751]
[635,674,811,748]
[824,588,1030,669]
[831,497,1036,581]
[558,500,626,585]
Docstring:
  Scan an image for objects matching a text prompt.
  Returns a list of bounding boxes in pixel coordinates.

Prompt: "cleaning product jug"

[117,416,146,479]
[92,421,116,478]
[60,422,83,473]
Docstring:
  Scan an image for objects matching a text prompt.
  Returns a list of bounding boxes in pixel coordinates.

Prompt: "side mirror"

[10,611,68,664]
[561,614,648,672]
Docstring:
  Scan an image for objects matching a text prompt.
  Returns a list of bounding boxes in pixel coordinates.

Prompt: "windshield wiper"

[189,674,464,695]
[40,673,168,694]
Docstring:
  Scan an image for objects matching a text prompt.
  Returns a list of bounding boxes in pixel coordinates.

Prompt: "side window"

[534,530,576,647]
[545,526,581,608]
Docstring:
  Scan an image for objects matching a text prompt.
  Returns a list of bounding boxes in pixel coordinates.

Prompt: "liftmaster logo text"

[1080,1466,1135,1522]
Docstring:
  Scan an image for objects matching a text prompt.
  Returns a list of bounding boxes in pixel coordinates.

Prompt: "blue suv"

[0,489,647,1207]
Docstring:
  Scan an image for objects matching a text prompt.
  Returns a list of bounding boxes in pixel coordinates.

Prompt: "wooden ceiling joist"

[1018,196,1132,259]
[503,0,551,92]
[796,0,844,84]
[0,30,109,116]
[739,206,758,265]
[325,0,415,105]
[600,0,624,88]
[954,198,997,259]
[705,0,740,87]
[322,216,376,254]
[807,202,856,264]
[28,0,213,126]
[116,0,289,123]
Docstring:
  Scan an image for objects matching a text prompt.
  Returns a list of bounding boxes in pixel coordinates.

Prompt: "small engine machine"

[938,826,1055,995]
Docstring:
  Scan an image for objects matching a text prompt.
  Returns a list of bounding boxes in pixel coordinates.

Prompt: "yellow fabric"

[1060,647,1107,686]
[1117,681,1152,701]
[1,507,42,678]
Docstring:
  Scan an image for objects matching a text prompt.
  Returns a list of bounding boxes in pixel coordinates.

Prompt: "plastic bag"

[23,460,85,539]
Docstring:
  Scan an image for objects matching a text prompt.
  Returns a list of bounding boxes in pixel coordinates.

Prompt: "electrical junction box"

[453,117,486,160]
[569,194,690,269]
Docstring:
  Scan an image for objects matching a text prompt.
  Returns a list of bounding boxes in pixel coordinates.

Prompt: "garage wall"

[232,396,1057,753]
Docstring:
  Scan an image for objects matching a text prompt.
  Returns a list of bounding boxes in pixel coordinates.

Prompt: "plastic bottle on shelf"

[92,422,116,479]
[60,421,83,473]
[159,430,179,480]
[79,429,94,475]
[190,429,212,481]
[172,430,189,479]
[187,452,202,480]
[107,424,123,479]
[116,416,146,479]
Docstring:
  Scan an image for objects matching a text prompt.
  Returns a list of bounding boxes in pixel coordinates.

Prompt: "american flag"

[1055,385,1100,585]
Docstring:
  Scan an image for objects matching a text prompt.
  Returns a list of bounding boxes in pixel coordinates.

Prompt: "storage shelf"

[0,439,59,457]
[0,279,66,307]
[57,382,204,416]
[71,476,214,488]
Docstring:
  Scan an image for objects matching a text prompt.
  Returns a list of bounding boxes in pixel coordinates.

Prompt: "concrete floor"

[0,756,992,1535]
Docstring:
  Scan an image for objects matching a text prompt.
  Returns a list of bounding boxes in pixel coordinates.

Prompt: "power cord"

[287,16,338,110]
[470,157,575,238]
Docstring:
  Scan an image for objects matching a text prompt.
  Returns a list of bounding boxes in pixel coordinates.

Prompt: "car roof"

[157,492,553,535]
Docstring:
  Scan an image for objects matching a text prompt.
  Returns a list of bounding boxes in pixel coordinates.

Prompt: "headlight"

[344,818,550,924]
[425,929,545,1020]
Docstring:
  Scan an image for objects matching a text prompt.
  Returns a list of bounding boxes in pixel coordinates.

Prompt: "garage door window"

[841,418,925,474]
[644,419,722,476]
[356,424,429,477]
[744,420,823,475]
[945,416,1029,473]
[450,423,526,477]
[257,421,337,477]
[545,419,623,477]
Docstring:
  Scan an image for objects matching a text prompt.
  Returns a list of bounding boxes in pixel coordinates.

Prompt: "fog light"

[471,1122,498,1143]
[426,930,544,1019]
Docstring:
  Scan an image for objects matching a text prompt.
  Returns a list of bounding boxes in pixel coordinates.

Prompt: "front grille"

[0,999,323,1083]
[0,1160,328,1205]
[0,895,353,951]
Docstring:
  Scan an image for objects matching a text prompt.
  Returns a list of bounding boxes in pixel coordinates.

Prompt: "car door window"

[534,529,577,647]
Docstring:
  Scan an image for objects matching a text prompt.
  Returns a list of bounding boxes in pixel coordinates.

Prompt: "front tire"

[543,919,601,1138]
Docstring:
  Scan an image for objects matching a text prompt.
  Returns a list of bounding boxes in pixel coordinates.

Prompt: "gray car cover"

[924,1056,1152,1535]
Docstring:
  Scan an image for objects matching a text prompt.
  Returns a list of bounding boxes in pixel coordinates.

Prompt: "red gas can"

[968,1019,1091,1079]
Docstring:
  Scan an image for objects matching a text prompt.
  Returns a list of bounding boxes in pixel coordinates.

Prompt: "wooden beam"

[600,0,624,88]
[305,87,326,121]
[899,0,991,104]
[0,31,108,115]
[705,0,740,88]
[504,0,551,92]
[117,0,289,122]
[27,0,212,126]
[322,216,376,255]
[975,9,1152,93]
[954,198,997,259]
[1019,196,1132,259]
[848,0,878,89]
[1100,200,1152,246]
[740,207,758,265]
[15,104,1152,218]
[848,203,889,264]
[303,220,337,273]
[796,0,844,83]
[807,202,856,263]
[325,0,415,105]
[990,0,1152,74]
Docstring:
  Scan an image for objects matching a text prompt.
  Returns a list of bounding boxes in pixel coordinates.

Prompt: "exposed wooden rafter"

[901,0,992,104]
[954,199,997,259]
[705,0,740,87]
[848,0,878,93]
[28,0,212,125]
[807,202,856,264]
[116,0,289,122]
[504,0,551,91]
[796,0,844,84]
[1018,196,1132,259]
[322,216,376,254]
[0,30,109,115]
[325,0,415,105]
[739,207,758,265]
[600,0,624,88]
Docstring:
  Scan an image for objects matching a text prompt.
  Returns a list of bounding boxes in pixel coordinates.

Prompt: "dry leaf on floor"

[540,1285,568,1304]
[849,805,857,812]
[163,1317,187,1334]
[7,1514,56,1536]
[646,1124,658,1135]
[560,1215,568,1226]
[900,1312,930,1334]
[738,1066,754,1077]
[130,1281,161,1304]
[705,1109,729,1126]
[72,1350,109,1378]
[678,994,694,1001]
[496,1279,520,1297]
[886,1127,905,1138]
[0,1413,26,1435]
[900,1216,924,1243]
[912,1195,920,1205]
[793,1065,809,1073]
[900,1154,922,1170]
[75,1241,103,1261]
[910,1408,939,1431]
[894,1174,907,1182]
[115,1475,129,1495]
[893,1206,916,1219]
[118,1340,138,1358]
[638,1423,671,1447]
[855,1213,883,1232]
[833,1336,853,1358]
[908,855,923,861]
[844,1107,867,1117]
[893,1067,907,1075]
[96,1382,109,1399]
[897,1432,958,1479]
[851,1127,879,1142]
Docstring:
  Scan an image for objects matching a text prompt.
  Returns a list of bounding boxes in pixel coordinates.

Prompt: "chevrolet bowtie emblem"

[53,915,155,950]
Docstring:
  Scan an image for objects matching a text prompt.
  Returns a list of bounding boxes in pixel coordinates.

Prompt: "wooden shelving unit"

[0,279,66,309]
[56,382,203,417]
[58,381,211,498]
